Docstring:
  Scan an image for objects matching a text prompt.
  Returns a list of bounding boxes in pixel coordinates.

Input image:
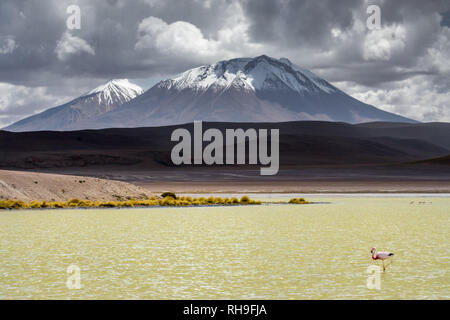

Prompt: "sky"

[0,0,449,127]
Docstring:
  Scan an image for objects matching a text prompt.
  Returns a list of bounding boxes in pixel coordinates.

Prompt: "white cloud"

[427,26,450,73]
[334,20,450,123]
[216,1,263,55]
[337,76,450,122]
[55,31,95,61]
[135,16,218,58]
[135,4,262,63]
[0,37,17,54]
[363,24,406,61]
[0,82,70,127]
[331,28,342,38]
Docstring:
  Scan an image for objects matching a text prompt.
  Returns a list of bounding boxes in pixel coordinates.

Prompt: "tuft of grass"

[288,198,309,204]
[161,192,177,199]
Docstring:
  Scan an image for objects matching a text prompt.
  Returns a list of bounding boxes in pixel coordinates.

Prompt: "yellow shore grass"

[0,195,309,210]
[0,195,264,209]
[288,198,309,204]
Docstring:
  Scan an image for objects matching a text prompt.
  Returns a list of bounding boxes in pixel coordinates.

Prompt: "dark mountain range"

[0,121,447,172]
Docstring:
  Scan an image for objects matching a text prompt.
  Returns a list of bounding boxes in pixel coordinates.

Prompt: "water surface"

[0,196,448,299]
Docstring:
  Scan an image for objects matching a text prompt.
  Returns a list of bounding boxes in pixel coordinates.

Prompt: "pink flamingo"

[371,247,394,272]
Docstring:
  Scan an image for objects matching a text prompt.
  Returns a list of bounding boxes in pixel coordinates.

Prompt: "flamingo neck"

[371,250,377,260]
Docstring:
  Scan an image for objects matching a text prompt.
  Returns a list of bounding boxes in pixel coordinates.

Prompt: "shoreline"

[174,190,450,194]
[0,202,326,212]
[2,169,449,203]
[134,179,450,194]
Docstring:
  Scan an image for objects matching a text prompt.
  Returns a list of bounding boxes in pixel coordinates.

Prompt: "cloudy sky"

[0,0,449,126]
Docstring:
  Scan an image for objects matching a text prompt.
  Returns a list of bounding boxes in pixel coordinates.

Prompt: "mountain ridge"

[4,56,417,132]
[0,121,447,171]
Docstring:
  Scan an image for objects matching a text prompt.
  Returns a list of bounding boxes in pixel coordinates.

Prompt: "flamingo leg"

[385,258,393,268]
[382,260,385,272]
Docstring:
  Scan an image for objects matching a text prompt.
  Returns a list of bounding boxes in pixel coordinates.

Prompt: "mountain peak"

[160,55,338,94]
[86,79,143,96]
[83,78,143,107]
[3,79,144,132]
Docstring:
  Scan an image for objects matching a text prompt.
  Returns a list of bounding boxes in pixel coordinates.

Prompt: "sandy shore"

[0,170,151,202]
[2,168,449,199]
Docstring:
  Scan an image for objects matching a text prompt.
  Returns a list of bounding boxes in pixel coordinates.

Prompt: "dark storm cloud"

[242,0,450,84]
[241,0,450,44]
[0,1,66,79]
[441,10,450,27]
[1,0,448,85]
[242,0,360,46]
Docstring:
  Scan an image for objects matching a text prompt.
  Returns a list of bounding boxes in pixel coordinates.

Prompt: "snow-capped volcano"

[89,55,414,128]
[4,79,143,132]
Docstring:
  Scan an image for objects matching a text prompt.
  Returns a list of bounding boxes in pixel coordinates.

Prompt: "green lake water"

[0,196,448,299]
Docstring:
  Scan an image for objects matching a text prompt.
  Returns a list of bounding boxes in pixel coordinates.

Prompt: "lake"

[0,195,448,299]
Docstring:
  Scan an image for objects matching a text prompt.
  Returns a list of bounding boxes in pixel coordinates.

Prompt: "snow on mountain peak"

[85,79,144,106]
[159,55,337,94]
[88,79,143,96]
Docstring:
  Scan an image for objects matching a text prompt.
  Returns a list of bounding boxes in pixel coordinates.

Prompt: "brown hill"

[0,170,151,202]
